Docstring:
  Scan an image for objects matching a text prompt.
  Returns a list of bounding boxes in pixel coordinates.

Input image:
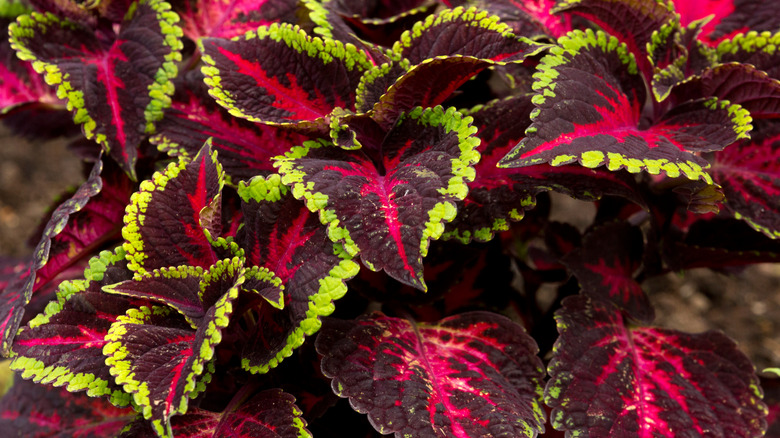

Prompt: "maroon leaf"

[119,388,312,437]
[0,376,135,437]
[671,62,780,118]
[316,312,546,437]
[151,71,308,183]
[123,144,223,276]
[471,0,573,38]
[546,295,767,437]
[391,6,549,65]
[710,121,780,238]
[235,174,359,373]
[674,0,780,46]
[276,106,480,290]
[717,30,780,81]
[499,29,751,182]
[562,221,653,323]
[200,23,374,127]
[9,0,183,179]
[553,0,677,80]
[10,248,137,407]
[178,0,300,40]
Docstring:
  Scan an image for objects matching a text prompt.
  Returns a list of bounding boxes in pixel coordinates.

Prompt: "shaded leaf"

[546,295,767,437]
[178,0,300,40]
[316,311,546,438]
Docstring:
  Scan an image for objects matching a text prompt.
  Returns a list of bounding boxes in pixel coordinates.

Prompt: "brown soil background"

[1,127,779,377]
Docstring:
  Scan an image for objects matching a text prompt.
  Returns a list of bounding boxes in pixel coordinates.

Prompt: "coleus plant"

[0,0,779,436]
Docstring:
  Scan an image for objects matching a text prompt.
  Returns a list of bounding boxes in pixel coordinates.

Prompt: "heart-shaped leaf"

[276,105,480,290]
[316,311,546,438]
[9,0,183,178]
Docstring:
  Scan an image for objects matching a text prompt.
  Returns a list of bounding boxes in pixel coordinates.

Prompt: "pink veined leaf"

[10,248,138,408]
[177,0,300,40]
[499,29,752,183]
[275,106,480,291]
[316,311,546,438]
[0,157,133,356]
[122,143,224,276]
[199,23,374,127]
[151,71,309,184]
[546,295,767,437]
[561,221,653,323]
[0,375,135,437]
[672,0,780,46]
[710,121,780,239]
[235,174,359,374]
[471,0,573,38]
[8,0,183,179]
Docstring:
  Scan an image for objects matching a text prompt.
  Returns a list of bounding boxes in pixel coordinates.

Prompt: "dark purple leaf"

[553,0,677,80]
[200,23,374,127]
[9,0,183,178]
[562,221,653,323]
[123,144,223,275]
[546,295,767,437]
[499,29,752,182]
[235,174,359,373]
[710,122,780,238]
[671,62,780,118]
[717,30,780,80]
[104,299,235,437]
[391,6,549,65]
[317,311,546,438]
[10,248,136,407]
[151,71,308,183]
[674,0,780,46]
[0,376,135,437]
[276,106,480,290]
[178,0,300,40]
[471,0,573,38]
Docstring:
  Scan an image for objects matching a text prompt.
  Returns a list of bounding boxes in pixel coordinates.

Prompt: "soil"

[1,126,779,376]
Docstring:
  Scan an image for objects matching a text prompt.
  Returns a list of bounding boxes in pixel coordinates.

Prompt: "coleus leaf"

[670,62,780,118]
[104,297,237,437]
[150,71,308,184]
[10,248,136,407]
[553,0,677,81]
[0,157,118,356]
[118,388,312,437]
[235,174,359,373]
[717,30,780,80]
[177,0,300,40]
[316,311,546,438]
[546,295,767,437]
[499,29,752,183]
[0,375,135,437]
[391,6,548,64]
[8,0,183,179]
[561,221,653,323]
[200,23,374,127]
[276,105,480,291]
[674,0,780,46]
[471,0,574,39]
[710,121,780,239]
[123,143,224,276]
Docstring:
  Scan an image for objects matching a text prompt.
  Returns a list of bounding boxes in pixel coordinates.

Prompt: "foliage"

[0,0,779,436]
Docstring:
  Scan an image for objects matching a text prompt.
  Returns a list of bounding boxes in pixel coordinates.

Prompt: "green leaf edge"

[10,247,132,407]
[199,22,374,126]
[122,143,225,277]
